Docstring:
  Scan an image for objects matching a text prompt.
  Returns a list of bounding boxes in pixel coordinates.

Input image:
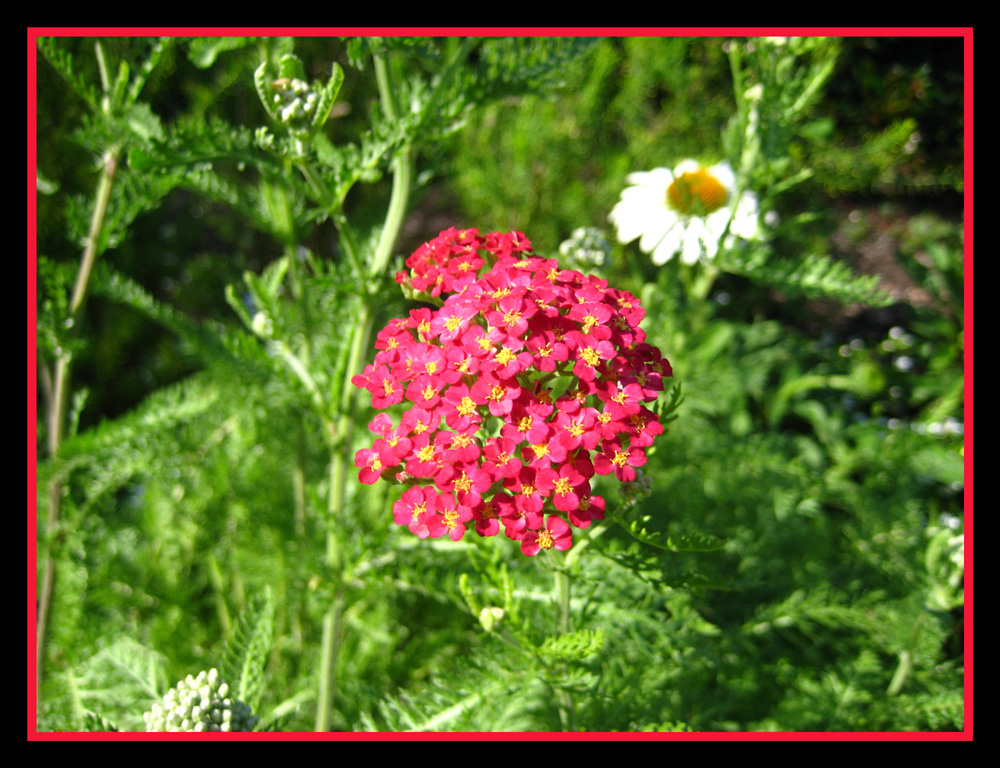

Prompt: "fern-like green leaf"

[220,588,275,712]
[617,516,728,552]
[538,628,606,661]
[720,250,893,306]
[37,37,100,112]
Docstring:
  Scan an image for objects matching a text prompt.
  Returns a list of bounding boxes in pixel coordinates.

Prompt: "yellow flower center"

[666,168,729,216]
[503,309,522,327]
[531,443,550,460]
[495,347,518,366]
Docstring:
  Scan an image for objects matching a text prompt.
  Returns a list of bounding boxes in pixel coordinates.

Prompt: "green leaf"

[187,37,257,69]
[220,589,275,712]
[720,249,893,306]
[538,628,606,661]
[311,62,345,131]
[37,37,100,112]
[617,517,728,552]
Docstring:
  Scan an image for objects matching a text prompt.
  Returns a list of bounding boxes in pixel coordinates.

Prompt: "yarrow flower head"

[609,160,759,266]
[356,227,672,556]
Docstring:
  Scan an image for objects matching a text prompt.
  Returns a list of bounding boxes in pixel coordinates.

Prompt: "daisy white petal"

[609,159,760,267]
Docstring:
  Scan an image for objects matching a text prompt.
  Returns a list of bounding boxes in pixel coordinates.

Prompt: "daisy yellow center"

[457,397,477,417]
[666,169,729,217]
[537,529,555,550]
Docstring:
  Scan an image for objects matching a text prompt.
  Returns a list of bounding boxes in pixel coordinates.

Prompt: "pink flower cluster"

[354,228,671,556]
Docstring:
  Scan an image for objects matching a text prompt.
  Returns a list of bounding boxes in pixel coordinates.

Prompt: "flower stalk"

[38,142,121,694]
[314,47,416,733]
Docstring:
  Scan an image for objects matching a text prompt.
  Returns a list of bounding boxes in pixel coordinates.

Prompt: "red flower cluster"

[354,228,671,556]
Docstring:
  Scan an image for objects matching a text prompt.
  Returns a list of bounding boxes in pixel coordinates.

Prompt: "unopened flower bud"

[478,606,505,633]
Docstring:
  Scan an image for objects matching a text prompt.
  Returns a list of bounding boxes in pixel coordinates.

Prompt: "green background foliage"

[34,34,965,734]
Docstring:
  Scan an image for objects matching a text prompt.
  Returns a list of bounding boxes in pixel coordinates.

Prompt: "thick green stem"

[37,145,120,694]
[553,564,577,731]
[314,48,416,732]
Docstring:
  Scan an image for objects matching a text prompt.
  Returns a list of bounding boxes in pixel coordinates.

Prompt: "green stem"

[553,560,577,731]
[314,48,417,733]
[37,144,120,694]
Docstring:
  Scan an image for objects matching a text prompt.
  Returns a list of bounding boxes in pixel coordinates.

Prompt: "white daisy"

[609,159,759,266]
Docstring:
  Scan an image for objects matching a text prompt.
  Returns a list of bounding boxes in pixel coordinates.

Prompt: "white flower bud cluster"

[143,668,258,732]
[271,78,320,132]
[558,227,611,269]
